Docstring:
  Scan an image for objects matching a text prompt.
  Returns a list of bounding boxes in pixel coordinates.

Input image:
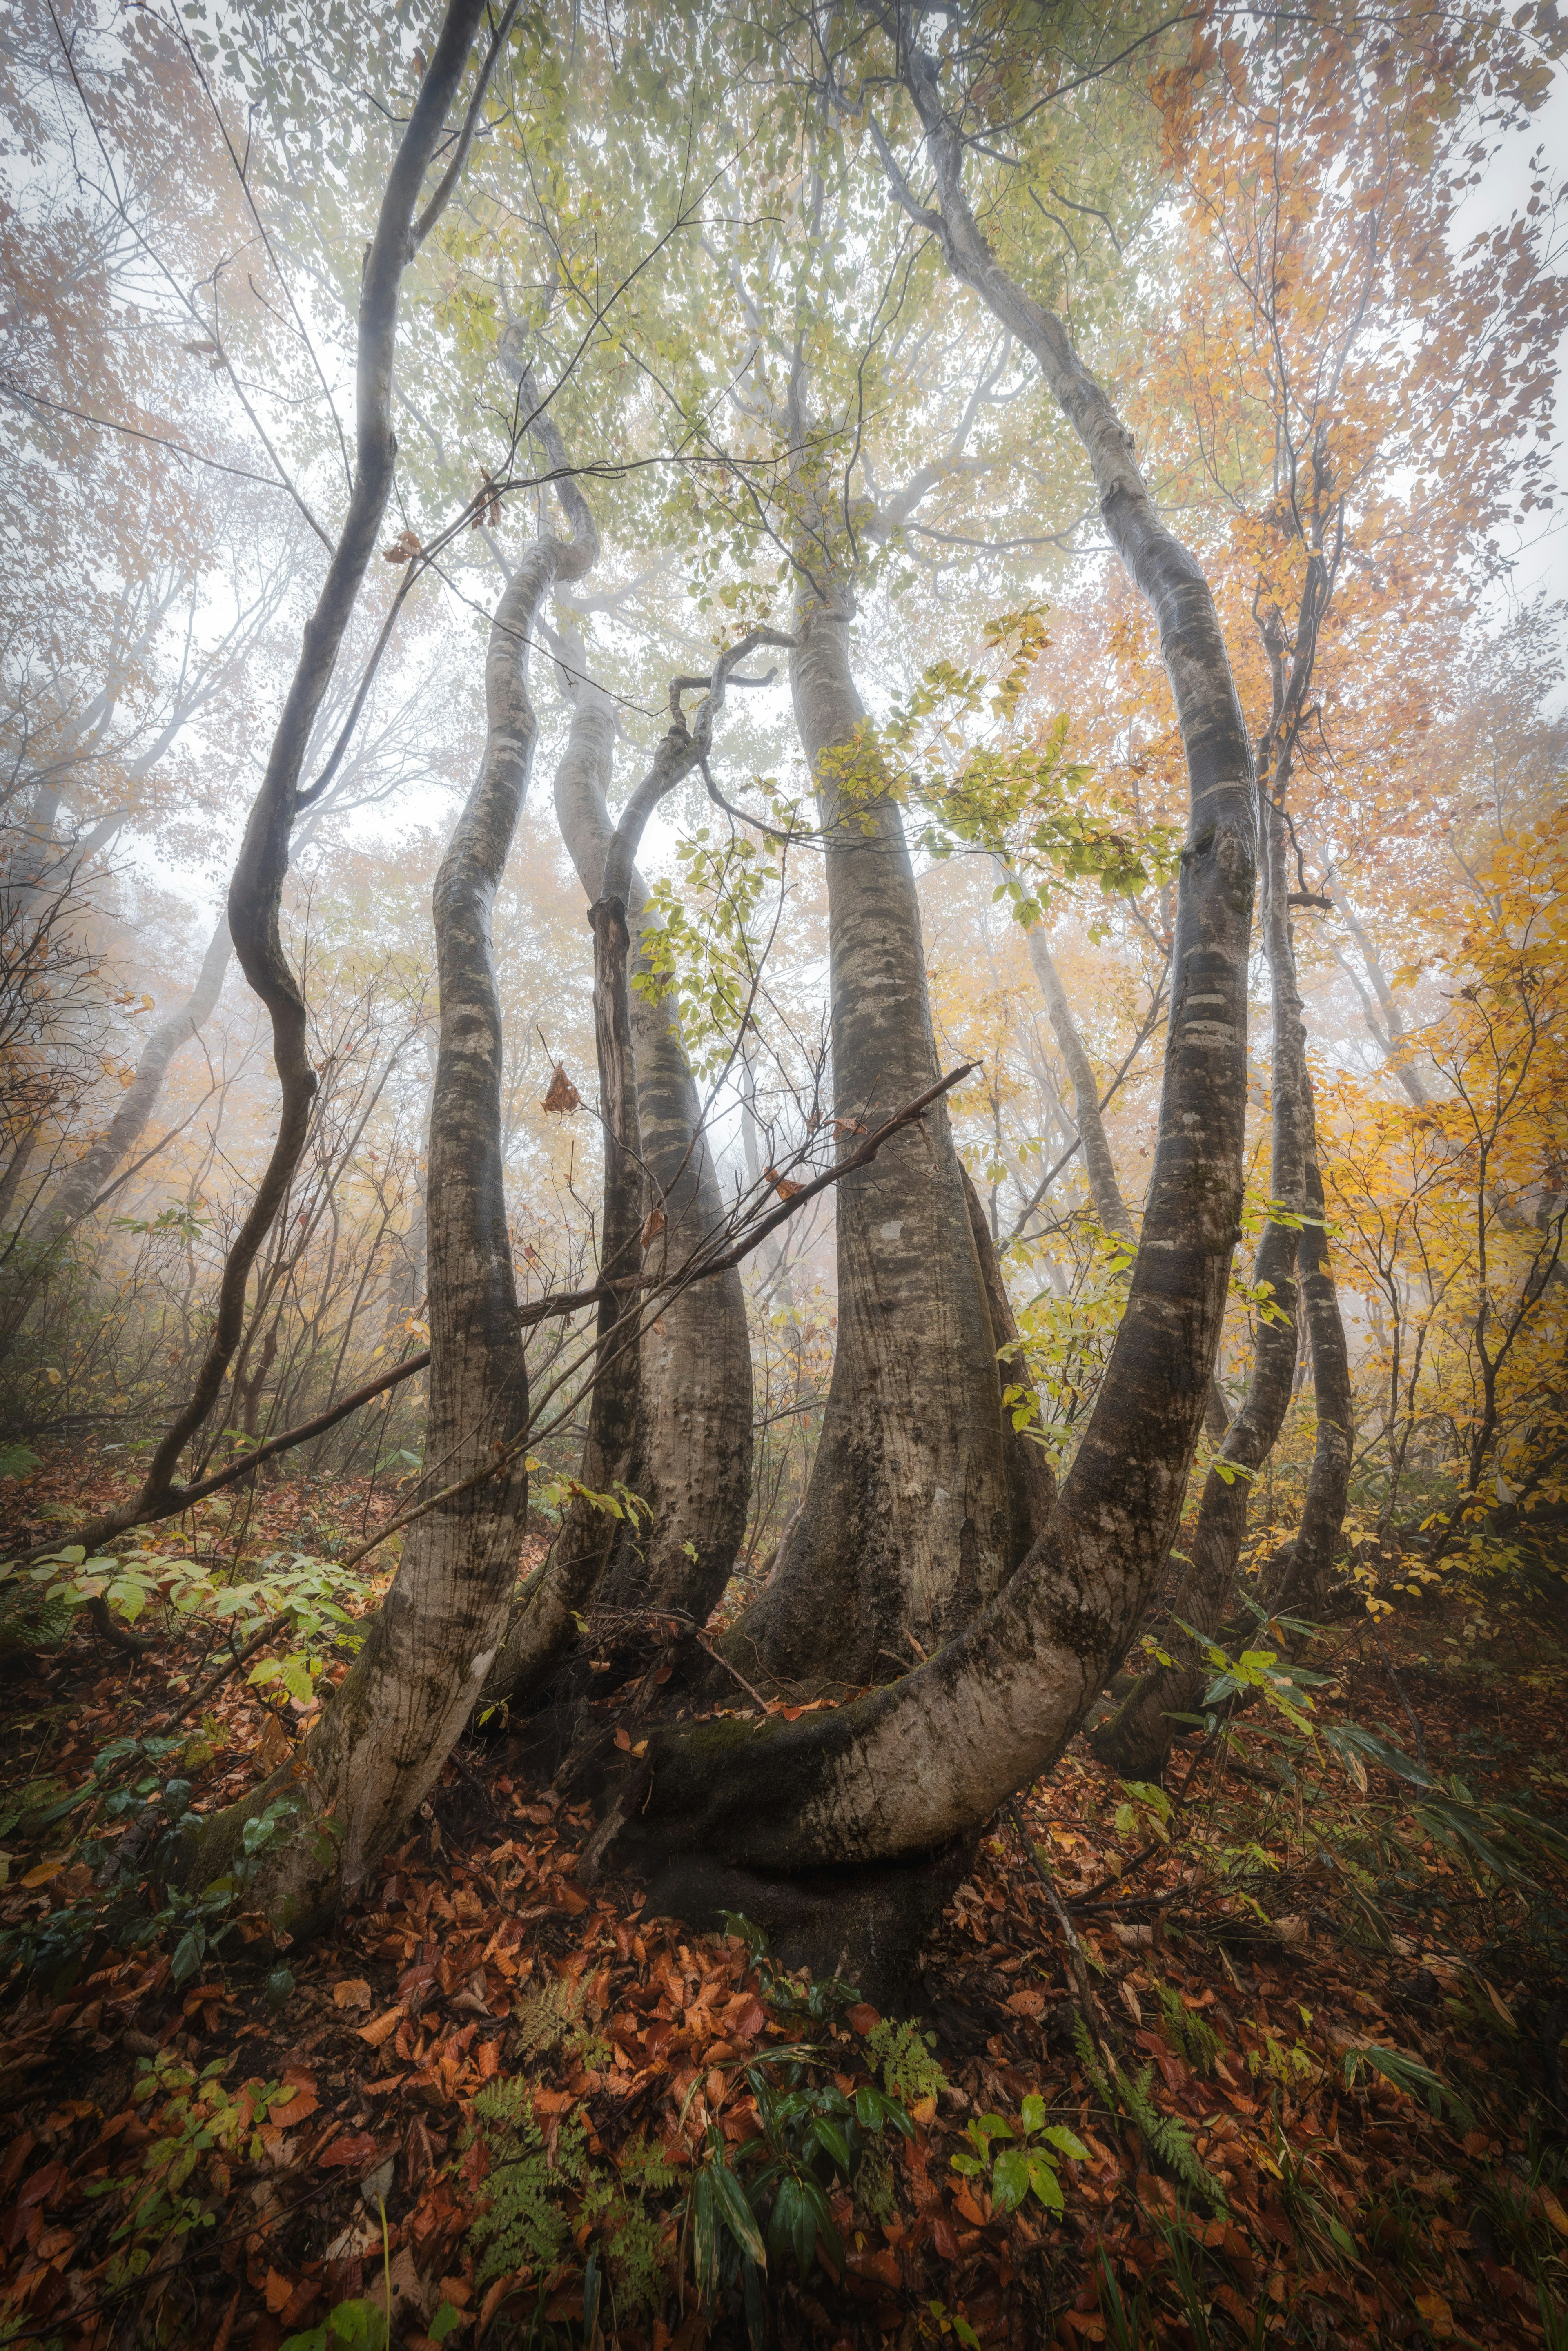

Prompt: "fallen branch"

[8,1348,432,1569]
[323,1061,981,1575]
[14,1063,978,1596]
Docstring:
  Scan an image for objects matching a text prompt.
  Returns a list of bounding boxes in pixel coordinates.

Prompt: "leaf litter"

[0,1452,1566,2347]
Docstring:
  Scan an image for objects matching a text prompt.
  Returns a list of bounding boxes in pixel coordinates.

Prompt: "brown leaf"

[382,529,422,565]
[845,2003,880,2035]
[256,1714,292,1770]
[1006,1987,1046,2020]
[641,1206,666,1248]
[476,2275,515,2339]
[358,2007,403,2048]
[262,2271,295,2315]
[764,1165,804,1200]
[332,1979,373,2012]
[541,1062,580,1114]
[318,2131,381,2171]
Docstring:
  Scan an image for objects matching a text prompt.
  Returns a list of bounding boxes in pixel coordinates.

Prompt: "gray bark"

[724,586,1026,1688]
[1020,913,1132,1237]
[62,0,496,1570]
[1093,788,1307,1776]
[38,915,232,1240]
[547,660,753,1626]
[617,85,1258,1937]
[194,403,597,1934]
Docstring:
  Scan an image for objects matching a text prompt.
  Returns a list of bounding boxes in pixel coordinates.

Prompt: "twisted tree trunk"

[188,436,597,1934]
[1270,1154,1354,1616]
[52,0,494,1569]
[547,655,753,1628]
[612,88,1258,1992]
[1092,788,1307,1776]
[722,582,1029,1690]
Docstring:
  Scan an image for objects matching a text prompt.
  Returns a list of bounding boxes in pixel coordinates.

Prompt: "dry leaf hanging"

[541,1061,580,1114]
[764,1164,804,1201]
[641,1206,666,1249]
[382,528,422,565]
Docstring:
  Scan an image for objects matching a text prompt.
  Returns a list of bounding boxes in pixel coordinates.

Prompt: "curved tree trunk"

[1011,866,1232,1443]
[547,662,753,1627]
[1020,912,1132,1237]
[482,631,784,1719]
[612,99,1258,1992]
[37,915,231,1245]
[722,588,1027,1689]
[188,458,597,1935]
[1092,788,1307,1777]
[1269,1153,1354,1616]
[54,0,494,1569]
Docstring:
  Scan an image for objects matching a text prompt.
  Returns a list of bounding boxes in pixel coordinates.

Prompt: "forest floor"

[1,1445,1566,2350]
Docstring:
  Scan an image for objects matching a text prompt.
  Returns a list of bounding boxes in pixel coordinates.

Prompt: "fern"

[468,2095,679,2313]
[1071,2010,1114,2106]
[580,2169,671,2316]
[1151,1976,1221,2076]
[1119,2065,1229,2214]
[617,2133,679,2195]
[511,1973,610,2070]
[469,2078,587,2286]
[866,2017,950,2108]
[1072,2013,1227,2215]
[0,1582,73,1657]
[855,2139,898,2229]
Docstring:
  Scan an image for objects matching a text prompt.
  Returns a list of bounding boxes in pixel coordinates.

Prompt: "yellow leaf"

[1413,2291,1453,2338]
[1539,2186,1568,2238]
[21,1859,64,1888]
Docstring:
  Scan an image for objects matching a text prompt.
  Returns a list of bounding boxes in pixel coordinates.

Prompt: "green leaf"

[1027,2153,1065,2212]
[708,2150,766,2271]
[171,1928,205,1983]
[991,2146,1031,2211]
[691,2169,720,2298]
[1020,2093,1045,2135]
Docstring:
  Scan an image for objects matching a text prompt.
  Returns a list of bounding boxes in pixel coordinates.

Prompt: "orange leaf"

[1539,2186,1568,2238]
[358,2008,403,2048]
[263,2270,294,2315]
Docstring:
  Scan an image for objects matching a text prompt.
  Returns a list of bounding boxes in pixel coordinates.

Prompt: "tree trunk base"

[637,1841,974,2012]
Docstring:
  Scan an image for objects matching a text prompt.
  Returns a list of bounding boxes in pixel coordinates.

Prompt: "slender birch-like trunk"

[1093,789,1307,1776]
[546,656,752,1627]
[1020,915,1133,1238]
[192,440,597,1933]
[54,0,495,1569]
[32,917,231,1251]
